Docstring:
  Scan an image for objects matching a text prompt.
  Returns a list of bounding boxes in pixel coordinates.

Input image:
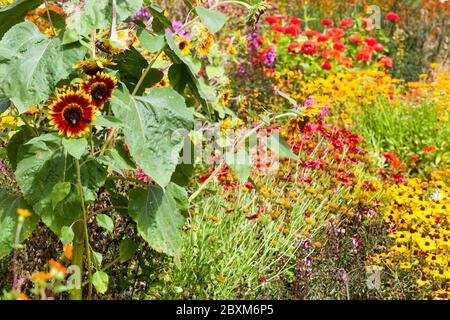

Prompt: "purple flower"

[131,6,151,21]
[165,20,189,39]
[304,98,317,107]
[264,48,276,67]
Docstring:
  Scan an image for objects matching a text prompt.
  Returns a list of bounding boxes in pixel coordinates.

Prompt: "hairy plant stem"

[11,219,24,291]
[70,160,94,300]
[110,0,118,40]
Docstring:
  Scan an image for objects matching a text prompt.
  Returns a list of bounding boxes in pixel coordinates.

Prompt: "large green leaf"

[195,7,227,33]
[111,86,193,187]
[0,0,43,38]
[0,22,86,113]
[128,184,186,255]
[0,189,38,260]
[6,126,36,170]
[14,134,106,237]
[63,0,143,44]
[138,30,165,53]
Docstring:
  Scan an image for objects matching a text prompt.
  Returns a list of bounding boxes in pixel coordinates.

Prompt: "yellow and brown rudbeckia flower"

[48,90,95,138]
[178,39,192,55]
[81,72,117,108]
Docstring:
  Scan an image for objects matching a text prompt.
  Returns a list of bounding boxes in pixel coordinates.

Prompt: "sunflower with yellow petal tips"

[80,72,117,109]
[74,57,116,76]
[48,90,95,138]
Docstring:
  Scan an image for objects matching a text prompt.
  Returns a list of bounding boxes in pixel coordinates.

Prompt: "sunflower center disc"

[63,104,83,125]
[92,83,107,101]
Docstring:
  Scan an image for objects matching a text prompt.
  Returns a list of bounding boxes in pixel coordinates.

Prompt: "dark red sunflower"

[80,72,117,108]
[48,90,95,138]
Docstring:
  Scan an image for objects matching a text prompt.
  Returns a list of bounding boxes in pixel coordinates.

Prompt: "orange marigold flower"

[17,292,30,300]
[422,145,436,153]
[217,275,226,284]
[64,243,73,261]
[49,259,68,274]
[32,272,53,281]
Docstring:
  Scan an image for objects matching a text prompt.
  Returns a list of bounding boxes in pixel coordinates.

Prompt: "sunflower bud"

[246,2,270,29]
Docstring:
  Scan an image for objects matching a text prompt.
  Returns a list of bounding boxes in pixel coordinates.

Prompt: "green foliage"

[353,99,450,176]
[119,238,138,263]
[0,190,38,259]
[195,7,227,33]
[0,22,86,113]
[63,0,143,44]
[0,0,43,37]
[111,86,193,188]
[92,271,109,293]
[96,214,114,233]
[128,184,186,256]
[14,134,106,238]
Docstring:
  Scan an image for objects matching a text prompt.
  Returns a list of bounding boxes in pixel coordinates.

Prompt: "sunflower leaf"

[0,0,44,38]
[111,86,193,188]
[0,22,86,113]
[128,183,186,256]
[14,134,107,238]
[195,7,227,33]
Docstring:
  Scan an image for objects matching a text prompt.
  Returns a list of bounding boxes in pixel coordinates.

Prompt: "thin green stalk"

[75,159,93,299]
[70,220,84,300]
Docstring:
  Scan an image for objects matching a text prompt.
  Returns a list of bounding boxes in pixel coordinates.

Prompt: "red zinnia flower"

[356,53,371,62]
[301,40,317,55]
[285,25,301,36]
[304,30,318,38]
[270,24,286,33]
[422,145,436,153]
[321,60,332,70]
[364,37,377,47]
[340,19,353,28]
[374,43,384,52]
[333,42,345,51]
[317,34,329,42]
[264,16,278,24]
[386,12,400,22]
[379,56,393,68]
[290,16,302,25]
[288,42,301,53]
[362,18,372,27]
[349,34,362,44]
[320,19,334,27]
[325,28,345,39]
